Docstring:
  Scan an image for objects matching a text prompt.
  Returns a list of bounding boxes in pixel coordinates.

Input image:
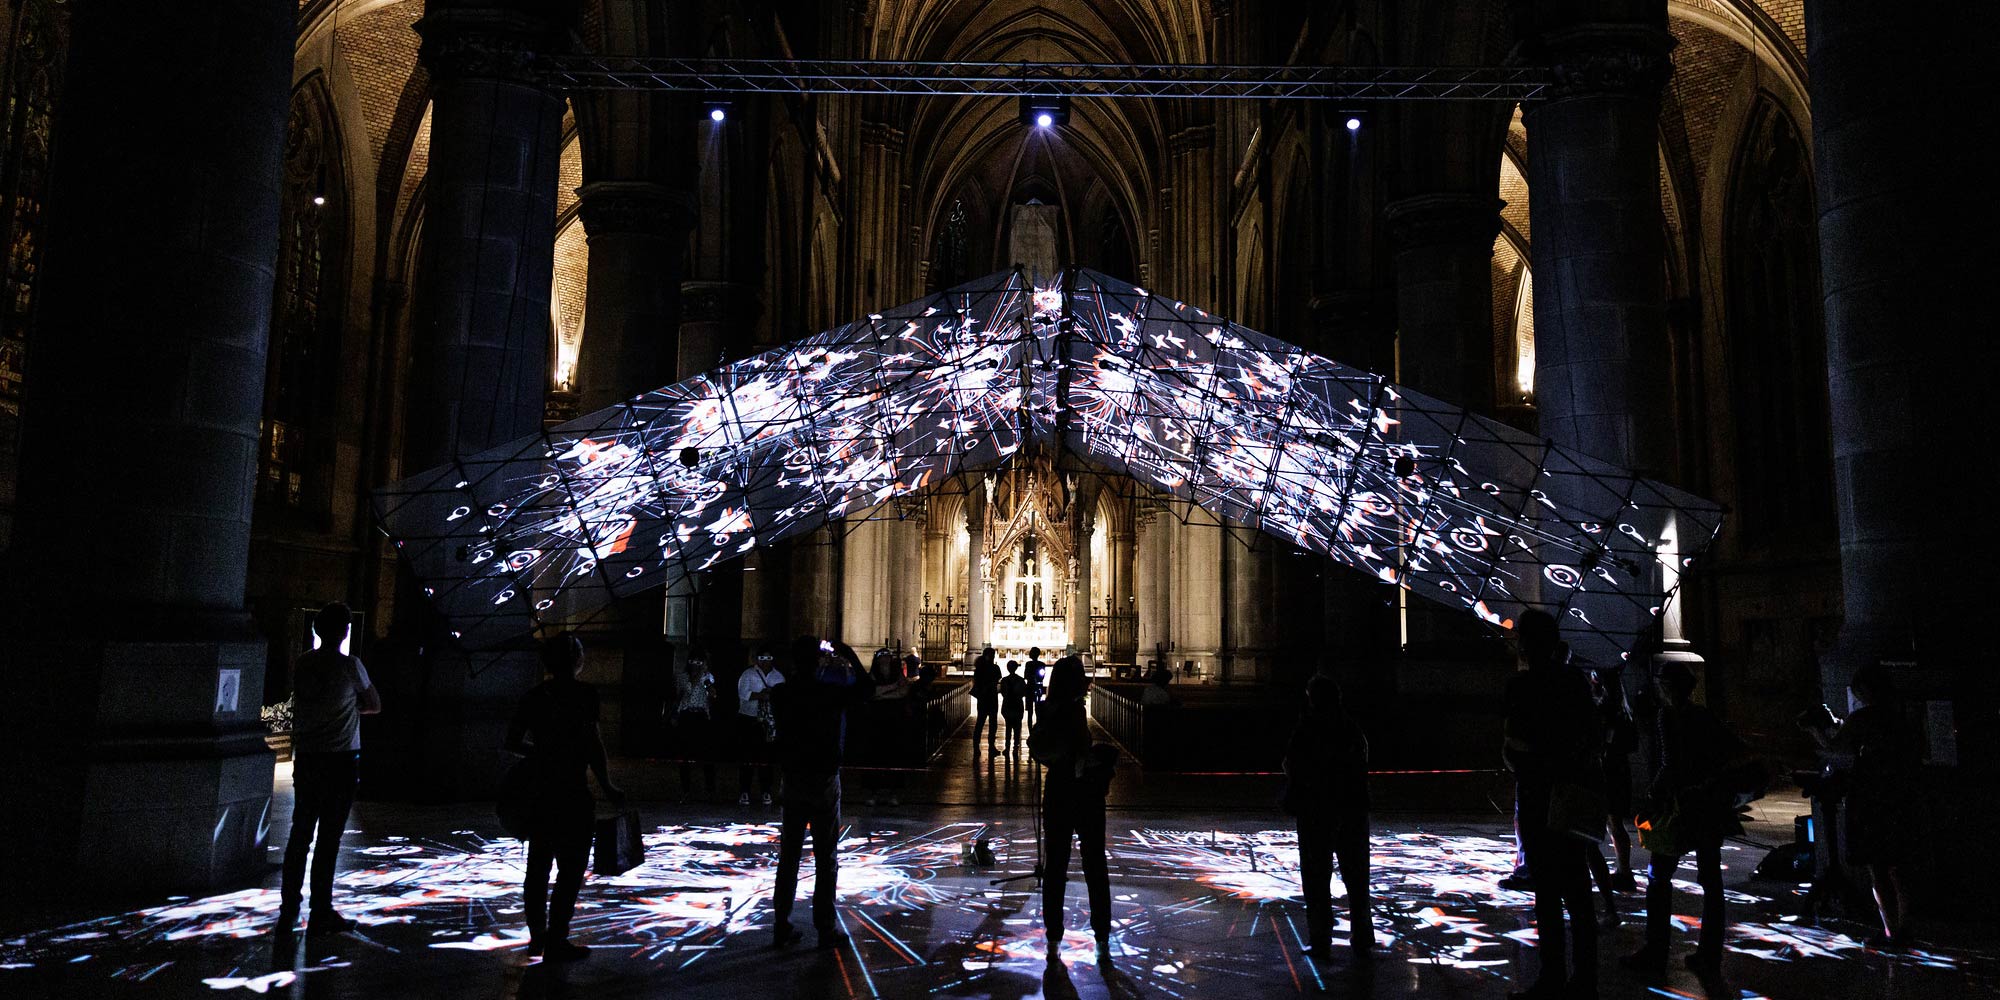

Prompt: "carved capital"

[1543,23,1676,100]
[860,120,907,152]
[679,281,760,325]
[415,9,560,85]
[574,181,696,237]
[1167,125,1214,155]
[1384,194,1504,252]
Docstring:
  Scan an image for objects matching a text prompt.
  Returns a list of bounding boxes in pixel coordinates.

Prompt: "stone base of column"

[2,640,273,895]
[360,647,539,803]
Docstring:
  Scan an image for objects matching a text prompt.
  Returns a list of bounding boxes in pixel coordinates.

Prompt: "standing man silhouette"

[276,603,380,937]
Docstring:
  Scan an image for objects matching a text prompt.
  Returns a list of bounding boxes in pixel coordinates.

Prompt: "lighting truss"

[540,56,1551,101]
[375,269,1721,664]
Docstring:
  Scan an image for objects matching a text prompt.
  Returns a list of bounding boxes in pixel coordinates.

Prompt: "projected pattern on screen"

[377,269,1721,662]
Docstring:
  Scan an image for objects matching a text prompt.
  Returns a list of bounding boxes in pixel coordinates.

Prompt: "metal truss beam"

[541,56,1550,101]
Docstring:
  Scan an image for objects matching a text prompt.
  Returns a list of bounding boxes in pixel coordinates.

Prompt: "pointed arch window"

[260,82,345,516]
[0,0,69,423]
[931,198,967,290]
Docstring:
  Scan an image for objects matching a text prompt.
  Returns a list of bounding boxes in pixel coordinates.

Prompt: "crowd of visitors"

[271,602,1918,986]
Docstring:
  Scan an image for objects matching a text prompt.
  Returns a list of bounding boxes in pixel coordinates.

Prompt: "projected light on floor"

[3,825,1982,997]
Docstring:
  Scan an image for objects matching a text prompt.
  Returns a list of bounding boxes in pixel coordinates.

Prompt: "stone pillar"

[0,0,292,892]
[789,526,841,641]
[677,281,758,385]
[407,5,566,465]
[1134,504,1164,665]
[1385,194,1504,655]
[1524,23,1676,475]
[371,4,567,800]
[965,484,990,663]
[573,180,693,412]
[1176,506,1224,676]
[1069,508,1096,657]
[841,512,892,648]
[1223,521,1273,682]
[1809,2,1994,730]
[1385,193,1504,413]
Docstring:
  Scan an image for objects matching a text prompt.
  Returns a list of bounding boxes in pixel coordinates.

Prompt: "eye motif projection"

[376,269,1722,664]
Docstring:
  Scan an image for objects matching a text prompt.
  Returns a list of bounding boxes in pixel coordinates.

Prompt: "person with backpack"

[1281,675,1375,963]
[1031,656,1115,962]
[1000,661,1030,756]
[1621,659,1752,978]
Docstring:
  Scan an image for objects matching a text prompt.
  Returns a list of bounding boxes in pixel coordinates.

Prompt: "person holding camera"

[736,647,785,806]
[769,637,875,949]
[1802,663,1917,950]
[673,649,718,802]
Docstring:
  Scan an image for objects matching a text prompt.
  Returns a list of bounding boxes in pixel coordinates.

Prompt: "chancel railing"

[1089,612,1139,665]
[919,611,966,663]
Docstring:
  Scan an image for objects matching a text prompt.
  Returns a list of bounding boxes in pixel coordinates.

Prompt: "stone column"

[1385,194,1505,656]
[1809,3,1993,724]
[1524,23,1677,475]
[573,180,694,412]
[677,281,758,387]
[1223,521,1273,682]
[841,512,892,648]
[1069,508,1096,657]
[1385,193,1504,413]
[373,4,567,799]
[1134,503,1164,666]
[965,484,990,663]
[0,0,292,892]
[407,6,566,465]
[1176,506,1224,676]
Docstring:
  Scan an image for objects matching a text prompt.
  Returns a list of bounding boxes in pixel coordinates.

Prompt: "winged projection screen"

[375,269,1722,665]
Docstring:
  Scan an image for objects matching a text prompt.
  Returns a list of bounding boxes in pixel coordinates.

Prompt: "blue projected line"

[850,907,922,965]
[1280,908,1326,992]
[836,907,881,997]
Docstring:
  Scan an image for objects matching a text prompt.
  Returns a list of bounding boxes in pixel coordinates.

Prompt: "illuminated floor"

[2,741,1994,998]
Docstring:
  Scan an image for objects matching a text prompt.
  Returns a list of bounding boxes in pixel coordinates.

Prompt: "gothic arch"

[258,74,350,521]
[1721,96,1830,549]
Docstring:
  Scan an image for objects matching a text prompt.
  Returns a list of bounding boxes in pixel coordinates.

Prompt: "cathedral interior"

[0,1,1994,998]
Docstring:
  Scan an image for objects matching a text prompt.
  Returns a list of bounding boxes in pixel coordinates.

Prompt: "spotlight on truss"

[704,98,731,123]
[1019,95,1069,130]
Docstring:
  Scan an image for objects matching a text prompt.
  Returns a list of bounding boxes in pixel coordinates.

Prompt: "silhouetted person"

[1804,662,1916,949]
[770,637,875,948]
[1282,675,1374,963]
[972,647,1001,754]
[1621,659,1744,977]
[1503,610,1598,1000]
[1140,670,1174,707]
[673,649,717,801]
[1584,665,1640,927]
[736,647,784,805]
[506,632,624,961]
[1034,656,1114,961]
[1001,661,1029,755]
[276,602,381,937]
[1024,646,1047,728]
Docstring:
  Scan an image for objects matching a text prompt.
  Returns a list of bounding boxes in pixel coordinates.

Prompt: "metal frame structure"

[377,269,1722,665]
[541,56,1551,101]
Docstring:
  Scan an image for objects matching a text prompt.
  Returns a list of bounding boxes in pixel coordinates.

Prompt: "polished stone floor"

[3,726,1993,999]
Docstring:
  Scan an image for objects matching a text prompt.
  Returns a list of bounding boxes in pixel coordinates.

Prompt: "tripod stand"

[989,761,1045,888]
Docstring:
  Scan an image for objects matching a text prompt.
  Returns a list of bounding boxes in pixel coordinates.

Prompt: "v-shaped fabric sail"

[376,268,1722,664]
